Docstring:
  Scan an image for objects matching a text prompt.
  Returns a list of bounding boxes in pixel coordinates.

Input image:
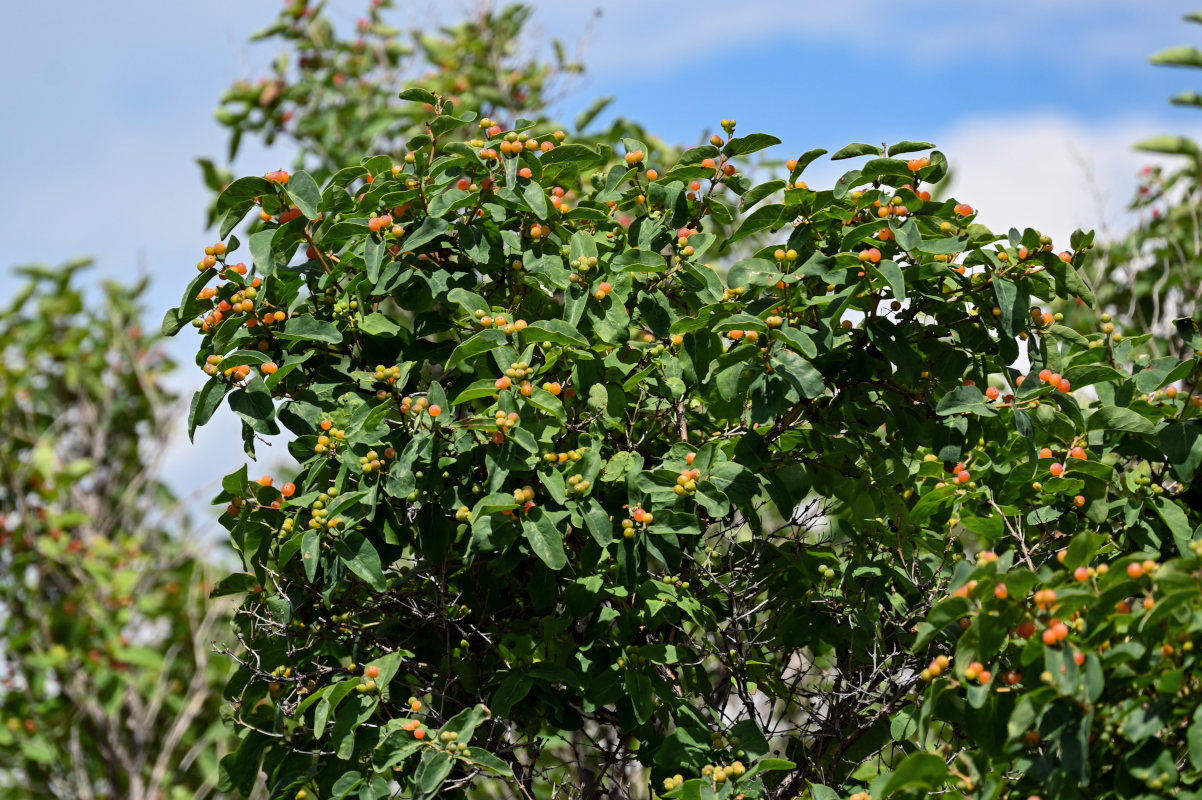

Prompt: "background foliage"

[0,262,236,799]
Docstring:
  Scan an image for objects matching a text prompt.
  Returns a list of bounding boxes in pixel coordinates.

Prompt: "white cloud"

[935,113,1202,248]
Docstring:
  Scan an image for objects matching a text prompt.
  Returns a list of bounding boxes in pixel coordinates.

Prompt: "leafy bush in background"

[0,262,235,800]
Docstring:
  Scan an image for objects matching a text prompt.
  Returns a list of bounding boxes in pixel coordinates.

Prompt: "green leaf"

[916,236,968,255]
[490,671,532,717]
[625,669,653,724]
[859,158,913,181]
[287,171,322,219]
[872,260,905,301]
[189,379,229,441]
[463,747,514,777]
[522,507,567,570]
[209,573,258,598]
[722,133,781,157]
[1087,406,1155,435]
[415,749,454,798]
[374,735,423,770]
[1151,44,1202,67]
[278,315,343,344]
[887,141,937,156]
[1189,705,1202,772]
[399,88,439,105]
[893,218,920,252]
[521,319,589,347]
[1160,420,1202,483]
[365,235,384,283]
[992,276,1023,338]
[741,180,787,211]
[1135,356,1194,393]
[877,752,948,798]
[228,376,279,435]
[1134,135,1202,157]
[216,176,275,216]
[523,180,548,219]
[725,205,786,246]
[830,142,884,160]
[744,758,796,779]
[447,288,491,318]
[332,532,388,592]
[936,385,997,417]
[302,530,321,582]
[359,312,402,337]
[401,216,452,251]
[793,148,828,175]
[447,329,508,370]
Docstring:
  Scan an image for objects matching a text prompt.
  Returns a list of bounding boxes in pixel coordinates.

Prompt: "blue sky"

[5,0,1202,523]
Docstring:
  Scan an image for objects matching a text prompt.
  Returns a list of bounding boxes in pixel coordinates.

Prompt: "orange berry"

[1049,462,1064,477]
[258,475,273,487]
[260,361,279,374]
[428,405,442,418]
[1073,566,1090,582]
[410,700,423,712]
[413,728,426,739]
[1038,368,1052,383]
[985,386,1000,401]
[1041,628,1058,645]
[1070,446,1087,460]
[281,482,296,498]
[1126,562,1144,579]
[1016,620,1036,639]
[321,419,333,431]
[1039,447,1053,459]
[365,665,380,679]
[1073,651,1086,666]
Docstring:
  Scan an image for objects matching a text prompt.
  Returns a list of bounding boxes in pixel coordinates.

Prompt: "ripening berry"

[281,482,296,498]
[1074,566,1090,582]
[365,664,380,679]
[985,386,1000,401]
[428,405,442,418]
[1039,447,1053,459]
[1127,562,1144,579]
[1074,495,1086,507]
[321,419,333,431]
[261,361,279,374]
[1049,462,1064,477]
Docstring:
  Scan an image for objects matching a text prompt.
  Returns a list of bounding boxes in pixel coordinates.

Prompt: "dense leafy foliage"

[0,263,234,799]
[170,72,1202,800]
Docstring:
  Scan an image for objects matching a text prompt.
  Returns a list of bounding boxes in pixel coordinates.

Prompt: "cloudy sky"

[5,0,1202,527]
